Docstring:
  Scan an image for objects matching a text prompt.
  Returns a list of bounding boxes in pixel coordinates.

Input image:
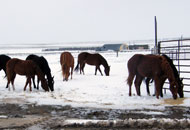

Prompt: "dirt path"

[0,103,190,129]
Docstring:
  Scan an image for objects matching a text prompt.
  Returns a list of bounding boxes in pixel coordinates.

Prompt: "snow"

[0,43,190,110]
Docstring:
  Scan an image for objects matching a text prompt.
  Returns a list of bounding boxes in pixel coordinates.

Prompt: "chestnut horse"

[127,54,179,99]
[60,52,74,81]
[145,54,184,98]
[75,52,110,76]
[26,54,54,91]
[6,58,49,91]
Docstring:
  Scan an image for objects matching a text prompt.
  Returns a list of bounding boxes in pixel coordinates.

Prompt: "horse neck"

[163,55,179,79]
[46,71,52,80]
[35,67,46,82]
[100,56,109,68]
[161,57,176,83]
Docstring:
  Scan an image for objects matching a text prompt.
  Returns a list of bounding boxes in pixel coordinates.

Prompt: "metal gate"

[157,38,190,93]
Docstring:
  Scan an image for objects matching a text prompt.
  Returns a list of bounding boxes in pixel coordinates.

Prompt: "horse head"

[177,78,184,98]
[41,79,49,92]
[48,76,54,91]
[169,81,178,100]
[104,66,110,76]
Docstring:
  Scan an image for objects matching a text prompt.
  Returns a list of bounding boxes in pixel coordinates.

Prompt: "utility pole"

[155,16,158,54]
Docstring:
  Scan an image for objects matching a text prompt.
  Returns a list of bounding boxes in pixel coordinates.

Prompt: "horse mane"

[98,54,109,68]
[162,54,179,79]
[160,56,176,85]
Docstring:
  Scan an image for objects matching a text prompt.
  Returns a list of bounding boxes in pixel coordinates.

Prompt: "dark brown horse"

[60,52,74,81]
[75,52,110,76]
[6,58,49,91]
[0,55,11,88]
[145,54,184,98]
[127,54,179,99]
[26,54,54,91]
[0,54,11,76]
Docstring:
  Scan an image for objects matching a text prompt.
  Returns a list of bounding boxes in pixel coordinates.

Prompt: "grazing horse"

[127,54,179,99]
[60,52,74,81]
[6,58,49,91]
[145,54,184,98]
[75,52,110,76]
[0,55,11,88]
[26,54,54,91]
[0,54,11,76]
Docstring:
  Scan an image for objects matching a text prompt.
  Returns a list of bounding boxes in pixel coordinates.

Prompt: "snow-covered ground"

[0,43,190,111]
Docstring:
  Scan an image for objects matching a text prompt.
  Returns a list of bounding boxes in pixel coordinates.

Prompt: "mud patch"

[0,115,49,129]
[2,98,29,104]
[161,97,187,105]
[0,103,190,129]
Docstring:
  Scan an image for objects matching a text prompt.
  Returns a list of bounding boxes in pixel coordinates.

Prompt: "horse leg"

[134,74,143,96]
[81,63,85,75]
[7,77,11,91]
[37,77,40,90]
[32,76,37,89]
[96,66,103,76]
[79,62,83,74]
[10,73,16,91]
[154,77,161,99]
[24,77,30,91]
[145,78,151,96]
[29,78,32,91]
[159,77,166,97]
[71,67,73,79]
[127,73,135,96]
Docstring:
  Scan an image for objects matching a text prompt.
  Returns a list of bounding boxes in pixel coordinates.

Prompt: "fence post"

[158,42,161,55]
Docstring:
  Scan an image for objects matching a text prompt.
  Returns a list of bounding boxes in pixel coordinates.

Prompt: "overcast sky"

[0,0,189,44]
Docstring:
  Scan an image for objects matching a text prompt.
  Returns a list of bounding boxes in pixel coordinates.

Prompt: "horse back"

[26,54,50,74]
[7,58,37,76]
[78,52,89,63]
[128,54,162,77]
[60,52,74,67]
[0,54,11,69]
[82,53,105,65]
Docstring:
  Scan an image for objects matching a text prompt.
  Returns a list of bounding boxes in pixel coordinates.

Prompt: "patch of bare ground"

[0,103,190,129]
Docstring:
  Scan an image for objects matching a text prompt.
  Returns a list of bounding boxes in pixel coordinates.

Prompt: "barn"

[96,44,128,51]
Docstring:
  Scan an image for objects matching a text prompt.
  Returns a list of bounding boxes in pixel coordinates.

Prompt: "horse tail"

[61,63,67,76]
[74,61,80,72]
[6,59,19,84]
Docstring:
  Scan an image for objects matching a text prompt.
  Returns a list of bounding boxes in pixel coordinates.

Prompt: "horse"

[0,54,11,76]
[75,52,110,76]
[0,55,11,88]
[60,52,74,81]
[145,54,184,98]
[127,54,179,99]
[26,54,54,91]
[6,58,49,91]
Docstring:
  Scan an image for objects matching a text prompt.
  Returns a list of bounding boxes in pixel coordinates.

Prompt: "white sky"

[0,0,189,44]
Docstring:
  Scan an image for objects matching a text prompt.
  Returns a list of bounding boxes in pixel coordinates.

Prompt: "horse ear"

[180,78,183,82]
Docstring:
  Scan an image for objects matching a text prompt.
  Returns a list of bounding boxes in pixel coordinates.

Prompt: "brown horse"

[127,54,178,99]
[145,54,184,98]
[6,58,49,91]
[75,52,110,76]
[60,52,74,81]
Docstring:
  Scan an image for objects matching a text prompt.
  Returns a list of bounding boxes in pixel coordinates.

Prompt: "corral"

[157,38,190,93]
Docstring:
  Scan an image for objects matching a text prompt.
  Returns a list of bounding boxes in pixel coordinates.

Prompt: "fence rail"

[157,39,190,93]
